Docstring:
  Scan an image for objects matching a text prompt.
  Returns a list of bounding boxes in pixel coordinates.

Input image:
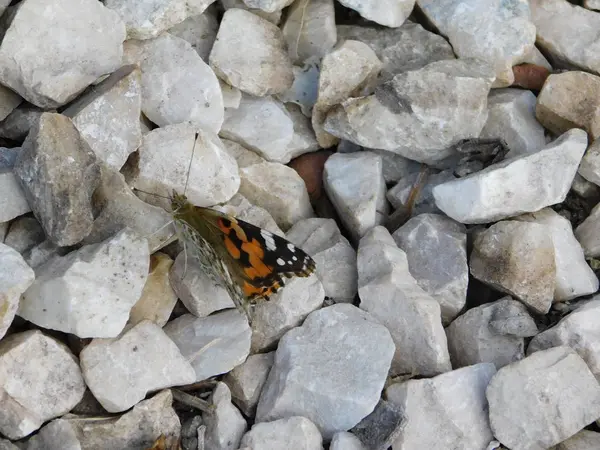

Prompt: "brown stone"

[512,63,550,91]
[288,150,333,202]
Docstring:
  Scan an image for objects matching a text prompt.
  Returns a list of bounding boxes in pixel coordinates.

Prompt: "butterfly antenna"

[183,132,199,197]
[134,188,170,200]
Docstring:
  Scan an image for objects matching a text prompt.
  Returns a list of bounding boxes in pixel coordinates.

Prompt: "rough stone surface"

[576,202,600,257]
[0,170,31,222]
[579,138,600,187]
[0,0,126,108]
[0,330,86,440]
[330,431,368,450]
[0,85,22,122]
[240,416,323,450]
[223,352,274,417]
[164,310,252,382]
[209,9,294,96]
[80,320,196,413]
[387,363,496,450]
[18,228,149,338]
[256,304,395,439]
[337,0,414,27]
[433,129,588,224]
[221,0,282,23]
[0,104,45,141]
[387,170,455,217]
[487,346,600,450]
[169,8,219,62]
[14,113,101,246]
[470,221,556,314]
[554,430,600,450]
[3,216,45,255]
[203,382,247,450]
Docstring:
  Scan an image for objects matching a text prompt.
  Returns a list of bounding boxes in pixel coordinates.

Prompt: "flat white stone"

[0,330,86,439]
[579,138,600,186]
[18,228,150,338]
[433,129,588,224]
[576,202,600,257]
[240,416,323,449]
[203,382,248,450]
[337,0,414,27]
[223,352,274,416]
[168,9,219,61]
[80,320,196,412]
[0,170,31,222]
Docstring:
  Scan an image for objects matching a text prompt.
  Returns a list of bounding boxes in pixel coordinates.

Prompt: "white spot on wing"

[287,243,295,252]
[292,256,298,261]
[261,229,277,251]
[277,258,285,266]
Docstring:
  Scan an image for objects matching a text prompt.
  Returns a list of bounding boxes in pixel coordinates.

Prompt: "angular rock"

[285,103,320,159]
[433,129,588,224]
[470,221,556,314]
[0,104,45,141]
[219,79,242,109]
[286,218,357,303]
[350,399,404,450]
[392,214,468,324]
[387,363,496,450]
[337,0,414,27]
[0,244,34,339]
[330,431,368,450]
[324,59,495,164]
[276,59,320,117]
[358,226,451,376]
[239,161,314,230]
[169,9,219,62]
[0,85,22,122]
[323,152,388,241]
[250,275,325,352]
[386,170,454,217]
[81,321,196,413]
[0,330,86,439]
[203,382,247,450]
[18,228,149,338]
[22,240,62,269]
[14,113,101,246]
[223,140,266,169]
[0,0,125,108]
[132,122,240,208]
[3,216,45,254]
[241,416,323,449]
[62,65,142,170]
[220,0,282,24]
[571,173,600,200]
[537,71,600,141]
[480,88,546,157]
[579,138,600,187]
[256,304,394,439]
[126,33,224,133]
[0,170,31,222]
[24,390,181,450]
[209,9,293,96]
[282,0,336,64]
[164,310,252,382]
[487,346,600,450]
[223,352,274,417]
[576,202,600,257]
[554,430,600,450]
[372,149,421,185]
[418,0,535,87]
[242,0,293,12]
[446,298,538,370]
[515,208,598,301]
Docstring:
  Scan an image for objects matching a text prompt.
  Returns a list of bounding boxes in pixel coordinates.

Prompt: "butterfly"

[170,191,316,318]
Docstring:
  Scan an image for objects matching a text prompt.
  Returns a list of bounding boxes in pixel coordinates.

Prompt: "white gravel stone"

[337,0,414,27]
[446,297,538,369]
[0,244,34,339]
[515,208,598,301]
[203,382,248,450]
[257,304,394,439]
[209,9,294,96]
[239,161,314,230]
[528,299,600,379]
[487,346,600,450]
[0,85,22,122]
[579,138,600,186]
[223,352,274,416]
[285,103,320,158]
[387,363,496,450]
[250,274,325,352]
[221,0,282,23]
[480,88,546,157]
[470,221,556,314]
[286,218,357,303]
[0,330,86,440]
[168,9,219,61]
[240,416,323,450]
[164,310,252,382]
[126,33,224,133]
[576,202,600,257]
[0,0,126,108]
[418,0,535,87]
[358,226,451,376]
[554,430,600,450]
[81,320,196,413]
[323,152,388,241]
[0,170,31,222]
[330,431,367,450]
[433,129,588,224]
[133,122,240,208]
[392,214,468,324]
[531,0,600,76]
[324,59,495,164]
[18,228,149,338]
[24,390,181,450]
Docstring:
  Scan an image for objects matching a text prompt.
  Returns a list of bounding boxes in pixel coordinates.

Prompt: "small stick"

[172,389,214,413]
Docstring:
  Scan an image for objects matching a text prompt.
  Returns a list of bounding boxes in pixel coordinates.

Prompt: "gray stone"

[0,105,45,141]
[223,352,274,416]
[14,113,101,246]
[433,129,588,224]
[555,430,600,450]
[571,174,600,200]
[372,149,421,184]
[0,0,125,108]
[392,214,468,324]
[0,85,22,121]
[0,439,19,450]
[487,346,600,450]
[169,9,219,61]
[18,228,149,338]
[276,60,320,117]
[337,0,414,27]
[209,9,293,96]
[358,226,451,377]
[0,147,19,170]
[579,138,600,187]
[0,169,31,222]
[576,202,600,257]
[240,416,323,450]
[350,400,404,450]
[256,304,394,439]
[3,216,45,254]
[203,382,247,450]
[164,310,252,382]
[387,363,496,450]
[0,243,34,339]
[0,330,86,439]
[446,298,538,370]
[470,221,556,314]
[386,170,455,217]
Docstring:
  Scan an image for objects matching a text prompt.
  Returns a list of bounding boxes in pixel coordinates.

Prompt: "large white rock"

[240,416,323,450]
[576,202,600,257]
[337,0,414,27]
[579,138,600,187]
[18,228,149,338]
[223,352,274,416]
[256,304,394,439]
[0,0,125,108]
[0,330,86,439]
[203,382,248,450]
[433,129,588,224]
[0,244,34,340]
